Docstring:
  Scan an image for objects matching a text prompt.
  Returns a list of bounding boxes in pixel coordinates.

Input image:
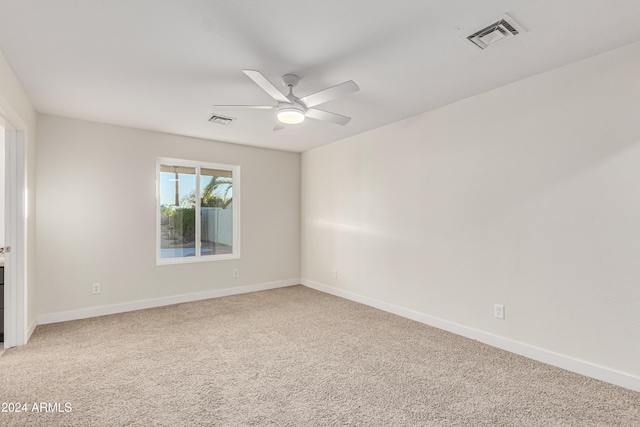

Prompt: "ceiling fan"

[213,70,359,129]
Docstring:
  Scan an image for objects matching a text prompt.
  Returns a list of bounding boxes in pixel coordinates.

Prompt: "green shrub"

[161,206,195,243]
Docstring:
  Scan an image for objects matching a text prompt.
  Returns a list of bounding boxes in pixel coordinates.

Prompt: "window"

[157,158,240,264]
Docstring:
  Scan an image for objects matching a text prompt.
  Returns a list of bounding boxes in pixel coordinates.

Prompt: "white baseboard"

[37,278,300,326]
[26,319,37,342]
[302,278,640,393]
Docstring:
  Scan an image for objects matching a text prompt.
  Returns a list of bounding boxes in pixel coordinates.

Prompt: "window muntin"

[157,158,239,264]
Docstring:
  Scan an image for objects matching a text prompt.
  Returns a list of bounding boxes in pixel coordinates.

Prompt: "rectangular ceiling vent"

[466,14,524,50]
[208,114,235,125]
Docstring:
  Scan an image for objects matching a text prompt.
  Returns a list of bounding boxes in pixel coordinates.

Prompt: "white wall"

[0,50,37,337]
[36,115,300,316]
[302,40,640,383]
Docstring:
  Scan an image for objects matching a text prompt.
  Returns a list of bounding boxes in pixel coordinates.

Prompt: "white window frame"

[156,157,240,265]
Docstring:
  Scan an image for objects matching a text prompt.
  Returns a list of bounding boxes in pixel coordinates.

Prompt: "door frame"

[1,114,27,350]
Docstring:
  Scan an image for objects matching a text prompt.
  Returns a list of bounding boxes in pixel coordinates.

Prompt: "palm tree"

[200,176,232,208]
[179,176,232,207]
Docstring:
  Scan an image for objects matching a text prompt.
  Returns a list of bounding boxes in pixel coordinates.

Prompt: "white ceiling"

[1,1,640,153]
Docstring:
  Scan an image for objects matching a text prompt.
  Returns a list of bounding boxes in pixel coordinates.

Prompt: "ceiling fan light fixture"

[229,70,358,128]
[277,107,305,124]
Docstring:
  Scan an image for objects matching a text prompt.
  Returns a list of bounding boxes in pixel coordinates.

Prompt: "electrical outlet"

[494,304,505,320]
[233,269,239,278]
[332,269,338,279]
[92,283,101,295]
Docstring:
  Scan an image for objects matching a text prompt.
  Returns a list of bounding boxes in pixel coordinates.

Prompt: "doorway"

[0,126,4,345]
[0,118,27,350]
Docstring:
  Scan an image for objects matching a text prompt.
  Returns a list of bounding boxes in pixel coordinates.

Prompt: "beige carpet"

[1,285,638,426]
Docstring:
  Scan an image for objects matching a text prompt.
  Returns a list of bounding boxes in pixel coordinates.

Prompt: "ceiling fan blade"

[305,108,352,125]
[273,123,285,131]
[299,80,359,108]
[243,70,289,103]
[212,105,275,110]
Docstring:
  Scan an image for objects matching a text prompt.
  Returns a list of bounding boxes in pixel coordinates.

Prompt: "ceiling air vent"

[466,14,524,50]
[208,114,235,125]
